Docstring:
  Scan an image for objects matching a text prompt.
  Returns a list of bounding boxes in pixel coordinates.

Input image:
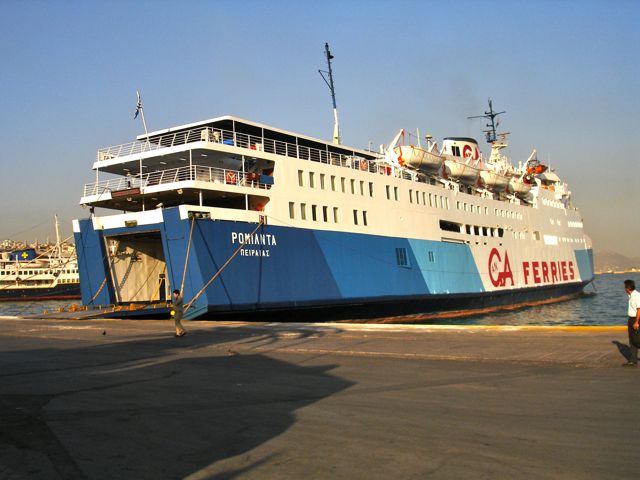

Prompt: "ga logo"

[488,248,514,287]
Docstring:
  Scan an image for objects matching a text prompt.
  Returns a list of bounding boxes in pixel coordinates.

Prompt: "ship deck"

[0,317,635,479]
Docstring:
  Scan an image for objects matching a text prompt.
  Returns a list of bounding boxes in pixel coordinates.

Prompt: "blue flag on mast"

[134,91,143,119]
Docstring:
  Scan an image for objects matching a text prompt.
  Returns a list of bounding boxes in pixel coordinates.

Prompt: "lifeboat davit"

[394,145,443,172]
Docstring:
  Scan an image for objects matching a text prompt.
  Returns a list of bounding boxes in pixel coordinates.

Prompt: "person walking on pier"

[623,279,640,366]
[171,289,186,337]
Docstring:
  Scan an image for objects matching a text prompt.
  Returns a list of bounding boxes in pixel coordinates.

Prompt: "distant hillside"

[594,250,640,273]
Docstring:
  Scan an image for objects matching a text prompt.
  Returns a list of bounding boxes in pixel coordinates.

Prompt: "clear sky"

[1,0,638,256]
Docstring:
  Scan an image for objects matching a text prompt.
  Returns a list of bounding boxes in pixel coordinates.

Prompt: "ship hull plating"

[74,207,594,321]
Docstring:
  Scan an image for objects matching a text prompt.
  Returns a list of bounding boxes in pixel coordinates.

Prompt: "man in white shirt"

[623,279,640,367]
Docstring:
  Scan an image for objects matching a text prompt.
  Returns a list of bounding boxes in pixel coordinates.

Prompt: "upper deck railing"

[96,126,378,167]
[82,164,273,198]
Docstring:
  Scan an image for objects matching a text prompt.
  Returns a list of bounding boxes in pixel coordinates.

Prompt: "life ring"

[360,160,368,171]
[255,202,265,212]
[225,171,237,184]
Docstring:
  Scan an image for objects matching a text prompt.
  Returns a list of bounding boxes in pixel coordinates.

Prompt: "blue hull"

[74,207,593,321]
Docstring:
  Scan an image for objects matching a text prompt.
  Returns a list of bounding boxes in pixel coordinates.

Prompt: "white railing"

[82,165,273,197]
[96,126,380,172]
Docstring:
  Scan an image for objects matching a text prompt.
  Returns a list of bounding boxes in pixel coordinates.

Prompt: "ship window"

[300,203,307,220]
[428,251,435,262]
[320,174,325,190]
[422,192,426,205]
[341,177,346,192]
[309,172,315,188]
[386,185,391,200]
[409,189,413,203]
[429,193,433,207]
[416,191,420,205]
[394,186,399,201]
[533,231,541,241]
[363,211,368,226]
[353,209,358,225]
[322,206,328,222]
[474,226,480,235]
[311,205,318,221]
[298,170,304,187]
[288,202,295,219]
[439,220,461,233]
[395,247,409,267]
[485,207,489,215]
[333,207,339,223]
[360,181,364,196]
[497,228,504,238]
[466,225,472,235]
[482,227,488,236]
[350,179,356,194]
[369,182,374,197]
[452,146,461,157]
[331,175,336,191]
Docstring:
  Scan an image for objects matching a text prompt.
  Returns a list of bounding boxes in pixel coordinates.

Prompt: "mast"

[468,98,505,144]
[54,214,62,260]
[318,42,340,144]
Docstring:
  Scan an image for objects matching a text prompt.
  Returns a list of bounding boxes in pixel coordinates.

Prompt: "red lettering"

[550,262,558,283]
[488,249,514,287]
[502,252,514,286]
[541,262,549,283]
[532,261,541,284]
[522,262,530,285]
[568,262,575,280]
[561,261,567,281]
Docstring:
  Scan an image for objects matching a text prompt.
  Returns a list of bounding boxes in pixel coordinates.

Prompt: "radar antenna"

[318,42,340,144]
[468,98,505,143]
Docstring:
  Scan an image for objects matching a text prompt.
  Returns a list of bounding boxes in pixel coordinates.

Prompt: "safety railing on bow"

[82,164,273,197]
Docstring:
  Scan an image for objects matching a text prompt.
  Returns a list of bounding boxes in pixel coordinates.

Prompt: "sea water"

[0,273,638,326]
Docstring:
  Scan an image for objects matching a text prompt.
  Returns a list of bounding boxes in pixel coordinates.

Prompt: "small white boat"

[444,157,481,184]
[480,170,510,191]
[509,175,533,196]
[394,145,443,172]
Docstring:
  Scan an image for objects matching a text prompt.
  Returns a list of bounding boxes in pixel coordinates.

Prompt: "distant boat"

[0,215,80,301]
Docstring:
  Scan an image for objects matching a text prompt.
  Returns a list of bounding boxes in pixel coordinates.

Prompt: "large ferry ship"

[1,216,80,301]
[73,98,594,320]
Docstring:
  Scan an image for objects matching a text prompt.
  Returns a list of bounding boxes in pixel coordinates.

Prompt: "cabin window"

[409,189,413,203]
[533,231,541,241]
[331,175,336,191]
[311,205,317,221]
[300,203,307,220]
[288,202,295,219]
[452,145,461,157]
[439,220,461,233]
[350,179,356,194]
[333,207,340,223]
[386,185,391,200]
[416,191,420,205]
[359,181,365,196]
[363,211,368,226]
[394,186,399,201]
[428,251,435,262]
[353,209,358,225]
[482,227,488,236]
[309,172,315,188]
[298,170,304,187]
[368,182,374,197]
[395,247,409,267]
[422,192,427,205]
[320,174,325,190]
[341,177,346,192]
[474,226,480,236]
[466,225,472,235]
[322,206,328,222]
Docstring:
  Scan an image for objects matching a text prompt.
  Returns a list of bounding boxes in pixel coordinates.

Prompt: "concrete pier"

[0,317,638,479]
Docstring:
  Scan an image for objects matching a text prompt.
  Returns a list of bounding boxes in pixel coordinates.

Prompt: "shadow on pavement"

[0,325,353,479]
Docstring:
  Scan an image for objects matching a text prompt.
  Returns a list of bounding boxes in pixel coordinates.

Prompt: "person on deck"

[171,289,186,337]
[623,279,640,366]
